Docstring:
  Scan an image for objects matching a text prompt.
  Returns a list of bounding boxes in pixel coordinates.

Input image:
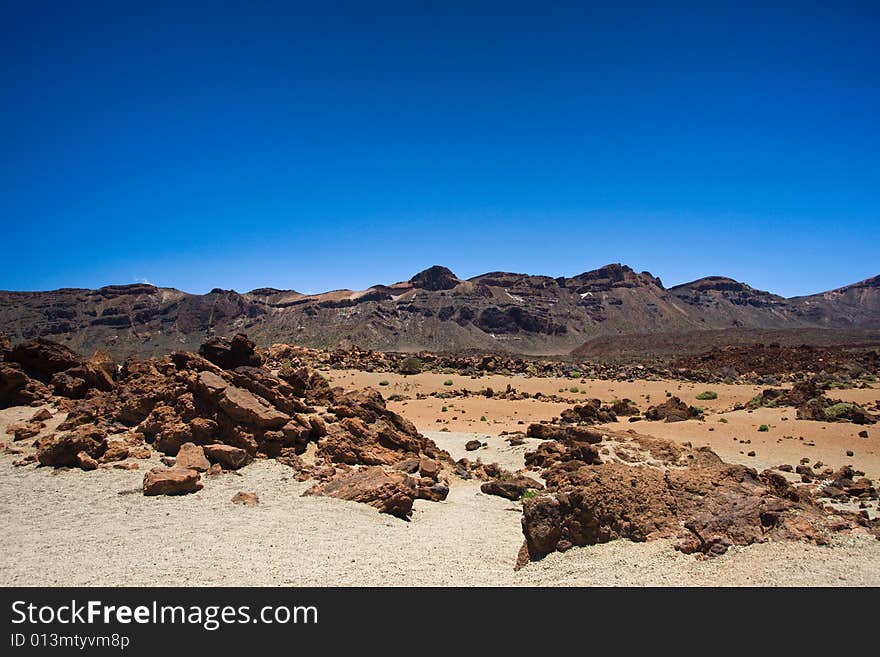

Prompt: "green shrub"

[823,402,856,420]
[498,368,512,376]
[378,380,389,386]
[758,424,769,432]
[696,391,718,400]
[569,386,579,393]
[399,357,423,375]
[718,417,728,423]
[443,380,453,386]
[519,490,538,501]
[480,415,487,422]
[441,406,448,413]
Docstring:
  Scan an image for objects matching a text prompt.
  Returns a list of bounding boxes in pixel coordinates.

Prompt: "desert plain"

[1,333,878,587]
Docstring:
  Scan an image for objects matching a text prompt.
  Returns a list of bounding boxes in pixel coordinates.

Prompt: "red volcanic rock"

[231,491,259,506]
[644,397,702,422]
[304,466,418,519]
[195,370,289,429]
[75,451,99,471]
[0,361,51,408]
[36,426,108,468]
[198,333,262,370]
[526,424,603,443]
[203,444,252,470]
[8,338,83,382]
[175,442,210,472]
[99,440,130,463]
[481,475,544,501]
[520,437,863,564]
[143,467,203,496]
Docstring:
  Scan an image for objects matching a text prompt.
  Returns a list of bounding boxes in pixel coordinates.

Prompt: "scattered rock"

[143,467,203,496]
[231,491,259,506]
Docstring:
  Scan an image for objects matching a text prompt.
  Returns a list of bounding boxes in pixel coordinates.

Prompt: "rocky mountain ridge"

[1,264,878,357]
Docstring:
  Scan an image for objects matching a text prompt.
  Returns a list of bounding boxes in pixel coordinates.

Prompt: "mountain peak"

[409,265,459,291]
[566,263,664,290]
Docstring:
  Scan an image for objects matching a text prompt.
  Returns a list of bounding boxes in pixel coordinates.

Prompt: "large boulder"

[195,370,289,429]
[199,334,262,370]
[520,443,856,563]
[481,475,544,500]
[304,466,418,519]
[203,444,252,469]
[175,442,210,472]
[559,399,617,424]
[36,426,108,468]
[8,338,83,382]
[644,397,702,422]
[143,467,203,496]
[0,361,51,408]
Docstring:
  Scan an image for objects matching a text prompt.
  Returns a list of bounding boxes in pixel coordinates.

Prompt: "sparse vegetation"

[718,417,728,423]
[696,391,718,400]
[399,356,423,375]
[519,490,538,501]
[823,402,857,420]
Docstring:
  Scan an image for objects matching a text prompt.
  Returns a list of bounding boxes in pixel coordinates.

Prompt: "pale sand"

[2,407,879,586]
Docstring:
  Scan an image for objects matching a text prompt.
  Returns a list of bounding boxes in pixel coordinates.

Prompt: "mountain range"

[1,264,878,358]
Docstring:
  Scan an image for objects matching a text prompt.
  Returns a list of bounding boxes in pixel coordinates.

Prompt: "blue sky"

[2,1,877,297]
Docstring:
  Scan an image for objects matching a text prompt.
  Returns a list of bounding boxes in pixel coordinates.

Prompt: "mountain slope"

[1,265,878,357]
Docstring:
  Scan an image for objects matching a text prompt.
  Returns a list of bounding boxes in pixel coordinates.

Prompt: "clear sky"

[2,1,877,297]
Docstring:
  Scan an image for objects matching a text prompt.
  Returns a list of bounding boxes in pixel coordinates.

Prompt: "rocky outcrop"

[748,378,877,424]
[409,265,459,291]
[480,475,544,500]
[518,431,871,565]
[199,333,263,370]
[644,397,702,422]
[0,361,51,408]
[36,426,108,468]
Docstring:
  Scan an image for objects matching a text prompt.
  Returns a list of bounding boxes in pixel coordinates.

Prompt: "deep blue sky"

[2,2,878,297]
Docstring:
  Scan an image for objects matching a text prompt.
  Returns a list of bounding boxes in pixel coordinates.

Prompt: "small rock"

[231,491,259,506]
[465,440,481,451]
[75,451,98,471]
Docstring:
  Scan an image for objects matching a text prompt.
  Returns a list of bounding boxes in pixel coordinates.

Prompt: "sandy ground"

[1,373,879,587]
[1,440,878,586]
[327,370,880,480]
